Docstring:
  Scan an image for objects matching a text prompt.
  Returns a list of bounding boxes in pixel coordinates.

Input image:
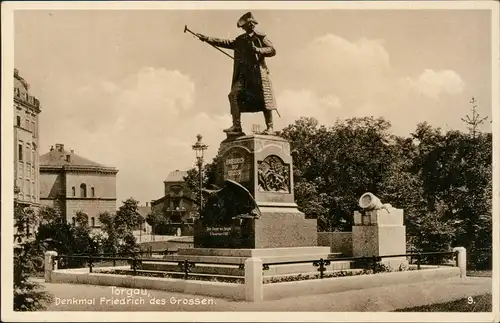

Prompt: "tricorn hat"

[237,12,258,28]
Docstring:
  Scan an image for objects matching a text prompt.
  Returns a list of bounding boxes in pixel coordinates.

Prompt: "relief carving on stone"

[257,155,290,193]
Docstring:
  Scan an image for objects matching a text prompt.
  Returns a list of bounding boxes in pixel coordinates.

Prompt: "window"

[31,121,36,136]
[91,187,95,197]
[80,183,87,198]
[18,143,23,161]
[91,217,95,227]
[72,217,76,226]
[16,116,21,126]
[25,119,29,130]
[25,144,30,164]
[72,186,76,196]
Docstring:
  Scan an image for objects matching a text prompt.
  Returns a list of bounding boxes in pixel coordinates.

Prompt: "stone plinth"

[217,134,296,208]
[194,134,317,249]
[352,208,408,270]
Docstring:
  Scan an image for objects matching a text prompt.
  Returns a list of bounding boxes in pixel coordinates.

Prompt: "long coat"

[206,31,277,112]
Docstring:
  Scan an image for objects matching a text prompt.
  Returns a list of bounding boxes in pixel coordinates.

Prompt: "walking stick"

[184,25,234,60]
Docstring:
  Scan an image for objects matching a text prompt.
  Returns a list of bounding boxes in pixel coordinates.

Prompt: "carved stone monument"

[352,193,408,270]
[191,12,316,250]
[194,134,317,248]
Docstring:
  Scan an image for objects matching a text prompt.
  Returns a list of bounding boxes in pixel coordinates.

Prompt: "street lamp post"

[192,134,208,214]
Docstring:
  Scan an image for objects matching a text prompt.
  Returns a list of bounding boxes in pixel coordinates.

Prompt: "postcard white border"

[2,1,499,322]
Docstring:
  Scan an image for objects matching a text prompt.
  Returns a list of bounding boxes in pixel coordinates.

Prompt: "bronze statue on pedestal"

[185,12,279,136]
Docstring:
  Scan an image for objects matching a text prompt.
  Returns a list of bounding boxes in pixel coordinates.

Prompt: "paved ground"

[133,232,175,243]
[39,276,491,312]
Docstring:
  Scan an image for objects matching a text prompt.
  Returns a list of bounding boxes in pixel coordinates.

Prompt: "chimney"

[65,154,71,162]
[146,202,149,207]
[50,146,54,152]
[55,143,64,152]
[70,150,74,154]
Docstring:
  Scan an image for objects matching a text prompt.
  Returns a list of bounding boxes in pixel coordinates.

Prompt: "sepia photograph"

[1,1,499,322]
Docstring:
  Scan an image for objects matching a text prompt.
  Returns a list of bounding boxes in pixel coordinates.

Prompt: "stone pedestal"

[352,208,408,270]
[194,134,317,249]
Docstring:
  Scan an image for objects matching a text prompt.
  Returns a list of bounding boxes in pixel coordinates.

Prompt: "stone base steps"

[141,262,243,277]
[140,259,355,277]
[159,252,343,265]
[113,269,244,283]
[177,247,333,257]
[107,267,363,284]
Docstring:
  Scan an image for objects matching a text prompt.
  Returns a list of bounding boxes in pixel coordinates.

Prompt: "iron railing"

[262,251,458,279]
[53,252,244,280]
[53,250,457,281]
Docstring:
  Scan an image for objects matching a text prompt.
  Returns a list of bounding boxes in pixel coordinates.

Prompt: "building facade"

[39,144,118,227]
[14,69,41,208]
[151,170,197,235]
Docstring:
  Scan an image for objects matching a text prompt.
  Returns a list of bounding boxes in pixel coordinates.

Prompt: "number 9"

[467,296,474,304]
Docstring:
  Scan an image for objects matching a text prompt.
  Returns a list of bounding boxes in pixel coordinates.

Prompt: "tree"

[13,201,53,311]
[184,154,221,212]
[280,116,395,231]
[115,198,144,234]
[99,198,144,254]
[146,209,168,235]
[98,211,118,254]
[401,98,492,261]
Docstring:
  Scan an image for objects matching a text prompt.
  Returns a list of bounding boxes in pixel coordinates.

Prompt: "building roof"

[14,68,41,110]
[137,205,151,218]
[151,194,196,206]
[40,143,117,172]
[165,170,188,183]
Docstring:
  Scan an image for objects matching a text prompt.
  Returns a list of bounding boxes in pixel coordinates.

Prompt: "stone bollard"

[244,257,263,302]
[44,251,58,282]
[452,247,467,278]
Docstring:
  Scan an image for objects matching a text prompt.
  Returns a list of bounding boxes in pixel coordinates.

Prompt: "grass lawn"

[395,294,492,312]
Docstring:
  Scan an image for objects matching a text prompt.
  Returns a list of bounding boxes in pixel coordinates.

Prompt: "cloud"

[274,90,342,128]
[39,67,230,204]
[401,69,465,99]
[276,34,466,135]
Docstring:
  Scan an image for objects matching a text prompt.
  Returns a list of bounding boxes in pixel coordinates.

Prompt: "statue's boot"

[262,110,274,135]
[223,113,243,134]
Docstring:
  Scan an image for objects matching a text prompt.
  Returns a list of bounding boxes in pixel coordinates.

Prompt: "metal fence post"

[313,258,331,278]
[88,253,93,273]
[113,249,116,267]
[417,253,421,270]
[183,260,189,279]
[372,256,377,272]
[132,251,137,276]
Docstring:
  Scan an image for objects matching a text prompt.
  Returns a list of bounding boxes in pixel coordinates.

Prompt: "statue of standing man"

[197,12,278,135]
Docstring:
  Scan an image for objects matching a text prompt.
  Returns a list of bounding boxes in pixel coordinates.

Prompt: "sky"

[14,8,493,205]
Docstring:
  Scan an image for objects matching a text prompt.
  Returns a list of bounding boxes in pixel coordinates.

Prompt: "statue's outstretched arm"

[198,34,235,50]
[254,36,276,57]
